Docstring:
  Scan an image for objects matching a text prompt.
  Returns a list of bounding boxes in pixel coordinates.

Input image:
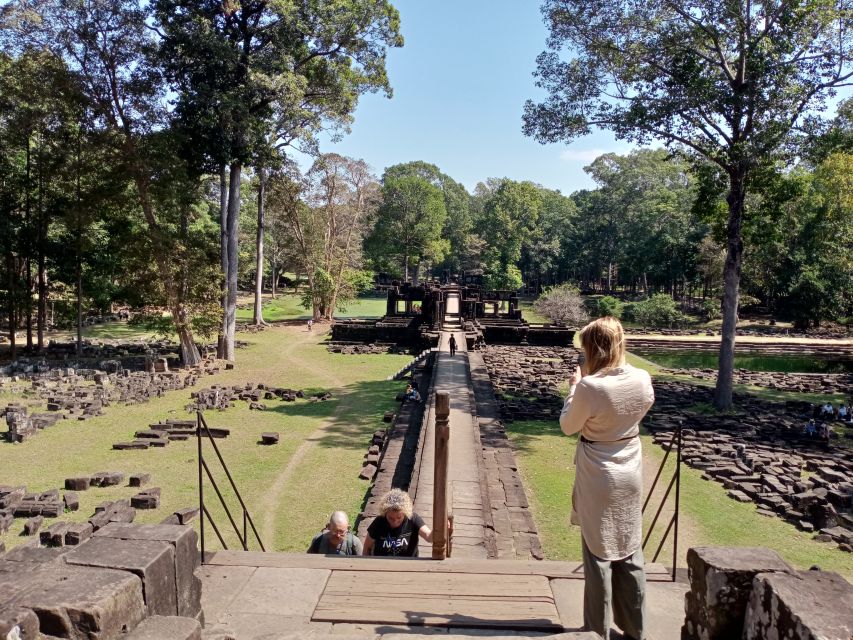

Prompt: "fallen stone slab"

[63,491,79,512]
[260,432,279,445]
[129,473,151,487]
[173,506,199,525]
[113,441,150,450]
[39,522,69,548]
[93,522,201,619]
[744,570,853,639]
[64,536,178,616]
[91,471,125,487]
[131,490,161,510]
[64,522,93,546]
[22,516,43,536]
[64,477,90,491]
[126,615,202,640]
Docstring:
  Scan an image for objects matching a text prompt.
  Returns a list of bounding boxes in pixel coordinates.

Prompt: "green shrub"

[632,294,686,328]
[596,296,624,319]
[702,298,722,321]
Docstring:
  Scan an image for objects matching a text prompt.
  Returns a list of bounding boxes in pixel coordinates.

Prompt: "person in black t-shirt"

[363,489,432,557]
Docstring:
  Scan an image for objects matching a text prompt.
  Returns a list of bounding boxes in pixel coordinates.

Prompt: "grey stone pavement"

[412,326,488,559]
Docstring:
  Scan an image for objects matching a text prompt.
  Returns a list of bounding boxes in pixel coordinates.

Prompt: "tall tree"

[153,0,403,358]
[366,175,448,283]
[524,0,853,409]
[1,0,208,364]
[477,180,542,290]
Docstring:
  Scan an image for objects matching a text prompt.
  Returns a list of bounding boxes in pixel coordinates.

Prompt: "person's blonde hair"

[379,488,413,519]
[578,316,626,375]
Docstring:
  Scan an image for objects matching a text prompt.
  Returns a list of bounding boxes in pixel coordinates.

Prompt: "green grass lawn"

[0,326,411,553]
[236,293,387,322]
[507,419,853,577]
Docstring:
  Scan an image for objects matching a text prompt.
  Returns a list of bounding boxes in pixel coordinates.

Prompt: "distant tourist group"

[802,401,852,442]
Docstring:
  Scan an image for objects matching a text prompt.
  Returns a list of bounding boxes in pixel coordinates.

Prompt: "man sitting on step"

[307,511,362,555]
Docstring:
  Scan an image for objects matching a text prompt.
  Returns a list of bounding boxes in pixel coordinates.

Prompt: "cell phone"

[577,354,586,366]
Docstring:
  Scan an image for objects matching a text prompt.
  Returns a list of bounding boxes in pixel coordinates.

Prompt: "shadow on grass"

[504,419,575,454]
[266,378,404,451]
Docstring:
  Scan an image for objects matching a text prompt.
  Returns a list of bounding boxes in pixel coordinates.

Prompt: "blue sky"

[301,0,634,195]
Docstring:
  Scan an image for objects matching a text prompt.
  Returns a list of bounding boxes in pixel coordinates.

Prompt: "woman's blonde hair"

[578,316,626,375]
[379,488,413,519]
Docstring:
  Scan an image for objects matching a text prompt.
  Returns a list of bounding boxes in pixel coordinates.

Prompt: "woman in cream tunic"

[560,317,655,640]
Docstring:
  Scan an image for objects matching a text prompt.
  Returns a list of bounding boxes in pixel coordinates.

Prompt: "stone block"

[108,506,136,523]
[129,473,151,487]
[744,570,853,640]
[9,563,145,639]
[131,491,160,510]
[1,545,70,564]
[64,536,177,616]
[260,432,279,445]
[91,471,125,487]
[93,523,201,618]
[64,477,90,491]
[39,522,69,547]
[22,516,43,536]
[0,605,39,640]
[64,522,93,546]
[126,615,201,640]
[63,491,79,512]
[682,547,794,640]
[173,506,199,525]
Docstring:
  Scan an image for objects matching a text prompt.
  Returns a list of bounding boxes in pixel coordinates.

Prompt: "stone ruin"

[332,275,574,350]
[682,546,853,640]
[1,357,225,443]
[660,367,853,395]
[188,382,323,412]
[480,345,579,422]
[648,382,853,552]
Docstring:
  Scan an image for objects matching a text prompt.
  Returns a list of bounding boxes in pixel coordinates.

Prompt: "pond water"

[633,350,853,374]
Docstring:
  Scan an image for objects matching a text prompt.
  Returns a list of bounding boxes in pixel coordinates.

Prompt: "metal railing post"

[673,421,682,582]
[432,391,450,560]
[197,412,205,563]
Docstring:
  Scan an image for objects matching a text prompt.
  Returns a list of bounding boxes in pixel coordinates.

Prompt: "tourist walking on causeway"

[307,511,362,555]
[560,317,655,640]
[448,334,457,357]
[362,489,433,557]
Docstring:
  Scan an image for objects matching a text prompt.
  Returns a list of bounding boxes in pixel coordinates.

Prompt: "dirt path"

[258,327,350,543]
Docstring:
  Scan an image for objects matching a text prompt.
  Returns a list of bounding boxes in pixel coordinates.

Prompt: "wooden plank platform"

[312,570,562,630]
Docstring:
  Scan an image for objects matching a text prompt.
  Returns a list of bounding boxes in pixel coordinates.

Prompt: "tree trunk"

[224,161,242,360]
[37,136,46,351]
[76,249,82,357]
[6,250,15,361]
[270,257,277,299]
[253,166,266,325]
[25,136,33,350]
[713,171,746,411]
[217,165,229,358]
[404,253,410,282]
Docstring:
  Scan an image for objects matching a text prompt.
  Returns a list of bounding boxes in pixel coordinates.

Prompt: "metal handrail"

[197,411,266,562]
[641,422,681,581]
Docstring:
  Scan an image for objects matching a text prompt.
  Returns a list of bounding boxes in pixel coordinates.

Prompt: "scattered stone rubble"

[1,357,225,443]
[481,345,579,422]
[327,341,411,355]
[660,368,853,395]
[649,382,853,552]
[682,546,853,640]
[188,383,317,412]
